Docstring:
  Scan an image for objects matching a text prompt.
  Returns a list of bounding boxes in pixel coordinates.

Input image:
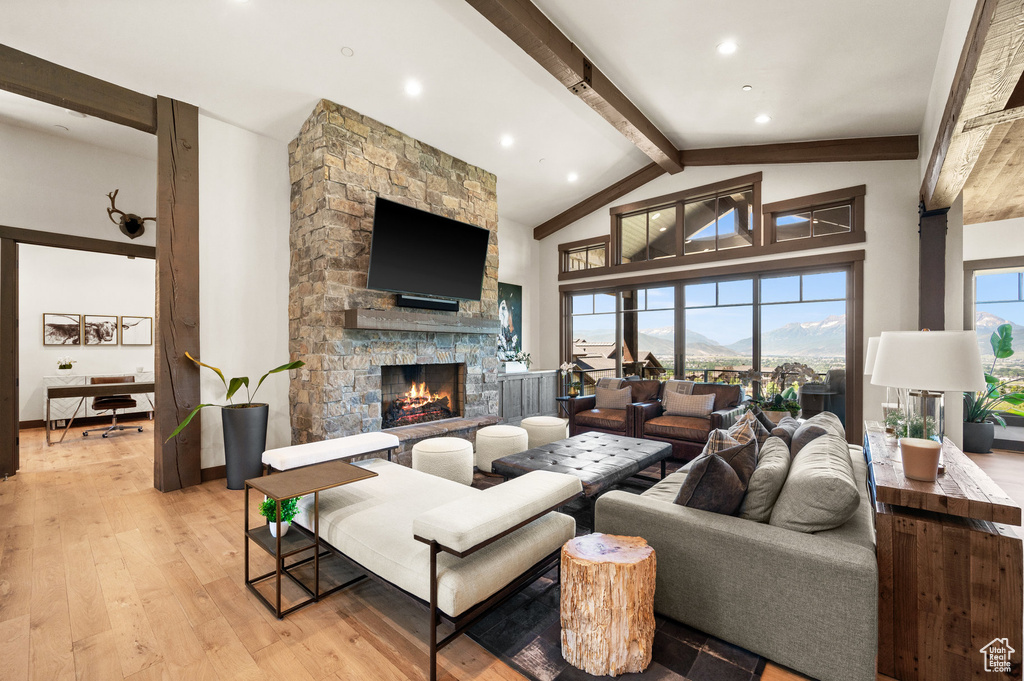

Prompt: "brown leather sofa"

[567,377,662,438]
[632,382,748,461]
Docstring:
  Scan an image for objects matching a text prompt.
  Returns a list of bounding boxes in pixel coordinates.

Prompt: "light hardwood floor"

[8,427,1017,680]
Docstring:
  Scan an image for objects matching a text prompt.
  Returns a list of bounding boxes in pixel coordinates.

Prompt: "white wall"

[534,160,923,428]
[919,0,977,182]
[18,245,155,421]
[497,216,542,366]
[0,120,156,244]
[963,216,1024,261]
[197,114,291,469]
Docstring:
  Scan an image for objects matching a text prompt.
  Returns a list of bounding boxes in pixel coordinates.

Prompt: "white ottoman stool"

[475,425,528,473]
[411,437,474,485]
[521,416,569,449]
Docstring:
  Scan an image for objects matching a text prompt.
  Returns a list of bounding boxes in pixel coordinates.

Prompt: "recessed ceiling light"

[404,79,423,97]
[755,114,772,124]
[567,172,579,183]
[717,41,738,55]
[499,134,514,148]
[65,109,86,118]
[651,212,661,220]
[340,46,354,57]
[659,227,667,232]
[741,85,752,91]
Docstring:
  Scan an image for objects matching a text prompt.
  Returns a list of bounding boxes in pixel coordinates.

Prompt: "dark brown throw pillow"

[630,379,662,403]
[791,422,829,457]
[674,454,746,515]
[771,417,800,448]
[749,404,777,433]
[715,437,758,486]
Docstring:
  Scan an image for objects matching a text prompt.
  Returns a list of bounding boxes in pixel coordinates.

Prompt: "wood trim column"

[0,239,17,477]
[919,205,949,331]
[154,96,201,492]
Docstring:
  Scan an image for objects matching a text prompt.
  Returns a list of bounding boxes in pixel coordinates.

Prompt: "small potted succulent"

[56,356,76,375]
[259,496,300,537]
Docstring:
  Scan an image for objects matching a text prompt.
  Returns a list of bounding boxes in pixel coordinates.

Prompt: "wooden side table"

[864,421,1022,680]
[244,459,377,618]
[560,533,656,676]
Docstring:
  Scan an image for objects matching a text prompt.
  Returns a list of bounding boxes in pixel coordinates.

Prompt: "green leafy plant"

[963,323,1024,426]
[259,496,299,523]
[512,351,532,369]
[885,410,938,439]
[165,352,305,442]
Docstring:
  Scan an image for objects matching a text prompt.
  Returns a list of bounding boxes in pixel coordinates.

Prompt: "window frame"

[762,185,865,249]
[558,235,610,274]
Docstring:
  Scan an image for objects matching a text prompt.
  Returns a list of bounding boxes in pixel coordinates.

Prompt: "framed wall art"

[43,313,81,345]
[120,316,153,345]
[83,315,119,345]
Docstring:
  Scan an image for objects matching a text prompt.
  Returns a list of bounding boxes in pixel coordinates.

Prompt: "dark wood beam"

[0,239,17,477]
[533,163,665,240]
[922,0,1024,210]
[465,0,683,174]
[0,44,157,133]
[0,225,155,259]
[154,96,201,492]
[681,136,919,166]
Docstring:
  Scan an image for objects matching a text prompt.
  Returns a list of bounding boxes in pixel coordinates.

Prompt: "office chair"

[83,375,144,438]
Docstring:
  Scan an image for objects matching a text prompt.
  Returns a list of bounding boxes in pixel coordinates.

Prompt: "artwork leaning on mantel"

[497,282,527,372]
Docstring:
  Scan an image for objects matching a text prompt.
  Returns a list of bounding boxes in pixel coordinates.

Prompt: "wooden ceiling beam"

[0,44,156,133]
[534,163,665,240]
[465,0,683,174]
[963,104,1024,131]
[921,0,1024,210]
[681,136,919,166]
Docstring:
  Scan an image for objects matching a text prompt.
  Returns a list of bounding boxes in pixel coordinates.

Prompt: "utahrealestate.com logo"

[981,638,1015,673]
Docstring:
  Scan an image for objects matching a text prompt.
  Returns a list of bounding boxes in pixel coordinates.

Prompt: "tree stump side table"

[560,533,656,676]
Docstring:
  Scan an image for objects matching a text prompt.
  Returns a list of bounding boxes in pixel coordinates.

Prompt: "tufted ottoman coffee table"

[491,433,672,520]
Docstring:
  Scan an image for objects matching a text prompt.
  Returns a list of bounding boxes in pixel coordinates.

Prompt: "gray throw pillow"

[664,391,715,417]
[805,411,846,439]
[674,454,745,515]
[738,436,791,523]
[791,422,829,457]
[769,434,860,533]
[595,386,632,410]
[771,416,799,448]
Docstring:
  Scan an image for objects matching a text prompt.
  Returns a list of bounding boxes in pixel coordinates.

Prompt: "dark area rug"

[466,566,765,681]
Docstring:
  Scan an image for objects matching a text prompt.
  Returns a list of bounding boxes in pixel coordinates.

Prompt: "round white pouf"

[411,437,474,485]
[521,416,569,449]
[475,425,529,473]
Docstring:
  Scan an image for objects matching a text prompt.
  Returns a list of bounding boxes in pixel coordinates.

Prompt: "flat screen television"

[366,197,490,301]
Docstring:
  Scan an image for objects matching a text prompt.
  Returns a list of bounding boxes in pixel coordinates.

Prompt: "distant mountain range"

[975,311,1024,355]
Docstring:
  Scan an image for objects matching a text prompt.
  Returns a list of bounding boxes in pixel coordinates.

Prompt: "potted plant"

[259,496,300,537]
[963,323,1024,453]
[167,352,304,490]
[56,356,76,375]
[560,362,581,397]
[504,351,532,373]
[753,363,814,422]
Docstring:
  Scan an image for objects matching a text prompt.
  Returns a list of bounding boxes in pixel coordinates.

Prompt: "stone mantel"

[288,100,500,444]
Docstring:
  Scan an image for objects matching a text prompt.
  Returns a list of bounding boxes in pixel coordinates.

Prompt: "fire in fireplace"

[381,364,464,429]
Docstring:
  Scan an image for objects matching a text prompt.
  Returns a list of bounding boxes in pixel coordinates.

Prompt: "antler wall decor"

[106,189,155,240]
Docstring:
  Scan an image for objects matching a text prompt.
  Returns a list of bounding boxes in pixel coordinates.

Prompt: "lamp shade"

[870,330,986,392]
[864,336,880,376]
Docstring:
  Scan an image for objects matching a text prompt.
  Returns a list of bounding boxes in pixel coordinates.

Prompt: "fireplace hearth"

[381,364,465,429]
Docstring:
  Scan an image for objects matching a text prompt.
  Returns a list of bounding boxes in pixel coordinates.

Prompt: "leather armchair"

[632,383,748,462]
[568,378,662,438]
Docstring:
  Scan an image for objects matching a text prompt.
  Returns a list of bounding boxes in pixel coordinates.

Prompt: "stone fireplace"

[287,99,500,457]
[381,363,465,429]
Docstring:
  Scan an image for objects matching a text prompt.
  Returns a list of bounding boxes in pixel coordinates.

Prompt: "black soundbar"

[396,294,459,312]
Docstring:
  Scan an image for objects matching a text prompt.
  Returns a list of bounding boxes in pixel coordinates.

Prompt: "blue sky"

[976,272,1024,325]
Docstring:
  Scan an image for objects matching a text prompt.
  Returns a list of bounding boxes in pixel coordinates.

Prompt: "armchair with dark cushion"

[568,377,661,438]
[632,382,748,461]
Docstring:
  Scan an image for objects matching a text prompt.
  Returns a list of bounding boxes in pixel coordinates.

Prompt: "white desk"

[44,373,154,445]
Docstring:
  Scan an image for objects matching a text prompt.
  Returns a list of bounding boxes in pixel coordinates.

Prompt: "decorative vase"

[568,385,579,397]
[899,437,942,482]
[505,360,528,373]
[268,520,290,538]
[56,367,72,376]
[962,420,995,454]
[763,410,788,424]
[222,403,269,490]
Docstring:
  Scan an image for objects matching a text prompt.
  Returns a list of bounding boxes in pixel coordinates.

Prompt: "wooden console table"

[864,421,1022,680]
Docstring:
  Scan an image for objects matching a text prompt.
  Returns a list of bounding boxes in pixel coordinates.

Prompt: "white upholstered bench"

[261,432,400,472]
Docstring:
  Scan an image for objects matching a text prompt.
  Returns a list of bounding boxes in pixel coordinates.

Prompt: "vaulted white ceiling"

[0,0,951,226]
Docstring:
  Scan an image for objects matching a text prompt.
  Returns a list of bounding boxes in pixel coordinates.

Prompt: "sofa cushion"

[730,412,770,447]
[769,434,860,533]
[630,379,662,403]
[644,415,711,442]
[693,383,743,409]
[805,411,846,439]
[791,423,829,457]
[595,386,632,410]
[738,436,792,523]
[640,469,689,503]
[660,380,694,398]
[674,454,746,515]
[294,459,575,617]
[771,416,800,448]
[575,408,627,432]
[664,391,715,417]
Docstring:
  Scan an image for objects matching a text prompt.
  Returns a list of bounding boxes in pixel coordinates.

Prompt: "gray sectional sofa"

[595,434,877,681]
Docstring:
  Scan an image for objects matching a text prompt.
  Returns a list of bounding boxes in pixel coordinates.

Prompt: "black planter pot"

[962,420,995,454]
[222,404,269,490]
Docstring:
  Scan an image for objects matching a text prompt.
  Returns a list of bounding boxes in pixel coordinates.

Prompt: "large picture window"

[619,207,676,263]
[972,266,1024,381]
[683,188,754,255]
